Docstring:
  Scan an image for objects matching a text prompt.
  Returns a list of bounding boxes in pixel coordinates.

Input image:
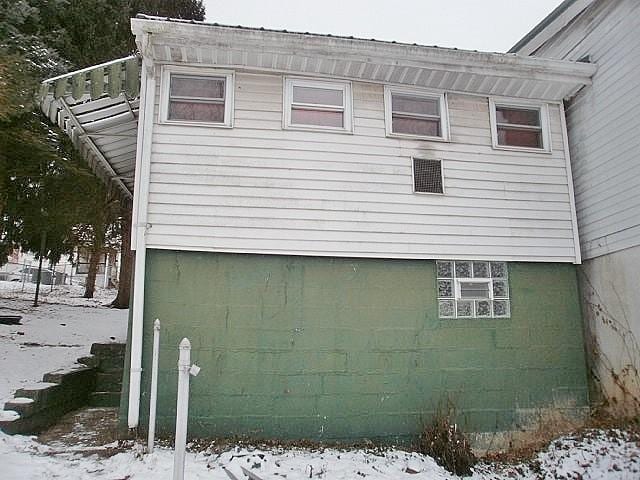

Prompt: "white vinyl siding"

[530,0,640,259]
[145,71,578,262]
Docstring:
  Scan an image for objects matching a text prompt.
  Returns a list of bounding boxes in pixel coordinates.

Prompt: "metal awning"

[39,56,141,200]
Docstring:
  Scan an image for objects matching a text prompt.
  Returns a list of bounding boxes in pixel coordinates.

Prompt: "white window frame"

[159,65,234,128]
[283,77,353,133]
[384,86,449,141]
[455,278,493,301]
[489,98,551,153]
[411,157,445,196]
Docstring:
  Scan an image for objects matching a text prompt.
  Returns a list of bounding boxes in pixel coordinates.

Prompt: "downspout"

[128,33,156,429]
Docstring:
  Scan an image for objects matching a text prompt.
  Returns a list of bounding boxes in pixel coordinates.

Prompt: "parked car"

[0,267,61,284]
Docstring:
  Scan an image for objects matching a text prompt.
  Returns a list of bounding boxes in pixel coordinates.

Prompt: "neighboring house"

[39,15,597,444]
[511,0,640,417]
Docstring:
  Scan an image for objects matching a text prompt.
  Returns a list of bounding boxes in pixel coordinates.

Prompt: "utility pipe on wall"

[127,33,156,429]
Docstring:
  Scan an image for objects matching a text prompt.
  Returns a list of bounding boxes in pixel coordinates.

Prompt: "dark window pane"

[393,116,440,136]
[293,86,343,106]
[496,107,540,126]
[392,95,439,116]
[169,101,225,122]
[171,75,225,99]
[498,127,542,148]
[291,108,343,127]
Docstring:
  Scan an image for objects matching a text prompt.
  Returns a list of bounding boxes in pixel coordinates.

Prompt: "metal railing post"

[147,318,161,453]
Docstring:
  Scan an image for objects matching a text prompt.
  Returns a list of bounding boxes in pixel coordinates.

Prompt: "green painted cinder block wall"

[120,249,588,442]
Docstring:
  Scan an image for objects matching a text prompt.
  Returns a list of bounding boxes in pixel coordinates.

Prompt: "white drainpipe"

[128,37,156,429]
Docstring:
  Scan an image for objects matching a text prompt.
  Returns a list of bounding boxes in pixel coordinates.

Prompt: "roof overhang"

[132,15,596,102]
[39,56,141,201]
[509,0,597,55]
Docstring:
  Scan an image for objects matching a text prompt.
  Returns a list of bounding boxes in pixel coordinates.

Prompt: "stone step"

[2,366,97,435]
[98,360,124,373]
[90,343,126,357]
[77,355,98,369]
[88,391,121,408]
[95,372,123,392]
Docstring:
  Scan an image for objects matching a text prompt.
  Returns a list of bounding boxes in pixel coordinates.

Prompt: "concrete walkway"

[37,407,124,456]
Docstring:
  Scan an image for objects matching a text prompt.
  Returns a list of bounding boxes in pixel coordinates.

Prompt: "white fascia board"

[130,18,597,90]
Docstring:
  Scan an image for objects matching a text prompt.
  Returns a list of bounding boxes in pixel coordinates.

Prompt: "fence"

[0,259,117,294]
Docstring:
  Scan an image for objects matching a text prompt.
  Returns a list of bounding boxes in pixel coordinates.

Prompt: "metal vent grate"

[413,158,443,193]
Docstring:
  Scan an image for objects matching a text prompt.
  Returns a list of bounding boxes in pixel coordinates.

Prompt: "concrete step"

[94,372,123,392]
[88,392,121,408]
[90,343,126,357]
[2,366,97,435]
[77,355,98,369]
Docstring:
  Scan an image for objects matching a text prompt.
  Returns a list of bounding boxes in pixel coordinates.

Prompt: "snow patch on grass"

[0,429,638,479]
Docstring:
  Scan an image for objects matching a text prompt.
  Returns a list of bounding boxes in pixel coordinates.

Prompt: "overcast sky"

[201,0,563,53]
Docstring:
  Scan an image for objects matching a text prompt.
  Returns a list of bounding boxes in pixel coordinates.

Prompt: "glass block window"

[284,78,352,132]
[437,260,510,318]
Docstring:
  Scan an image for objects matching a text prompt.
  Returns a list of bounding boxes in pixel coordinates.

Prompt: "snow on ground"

[0,428,638,479]
[0,295,128,407]
[0,280,117,307]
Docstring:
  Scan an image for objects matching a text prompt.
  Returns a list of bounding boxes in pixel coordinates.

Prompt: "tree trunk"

[83,224,105,299]
[111,206,132,309]
[83,245,100,298]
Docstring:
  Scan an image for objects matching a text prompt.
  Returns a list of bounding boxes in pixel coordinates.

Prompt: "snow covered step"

[0,366,96,435]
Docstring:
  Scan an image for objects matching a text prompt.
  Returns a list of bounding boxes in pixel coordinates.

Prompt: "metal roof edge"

[130,15,597,83]
[509,0,597,55]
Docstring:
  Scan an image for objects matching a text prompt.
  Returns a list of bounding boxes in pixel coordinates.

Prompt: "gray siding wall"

[533,0,640,259]
[145,70,578,262]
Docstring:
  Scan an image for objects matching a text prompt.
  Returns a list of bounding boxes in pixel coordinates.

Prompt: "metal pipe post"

[147,318,161,453]
[172,338,191,480]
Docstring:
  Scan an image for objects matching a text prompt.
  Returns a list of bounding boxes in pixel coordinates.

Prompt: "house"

[511,0,640,417]
[40,15,597,444]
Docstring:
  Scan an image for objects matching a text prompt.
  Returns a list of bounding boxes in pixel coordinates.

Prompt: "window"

[437,260,510,319]
[384,87,449,140]
[490,99,549,151]
[413,158,444,194]
[284,78,352,132]
[160,66,233,127]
